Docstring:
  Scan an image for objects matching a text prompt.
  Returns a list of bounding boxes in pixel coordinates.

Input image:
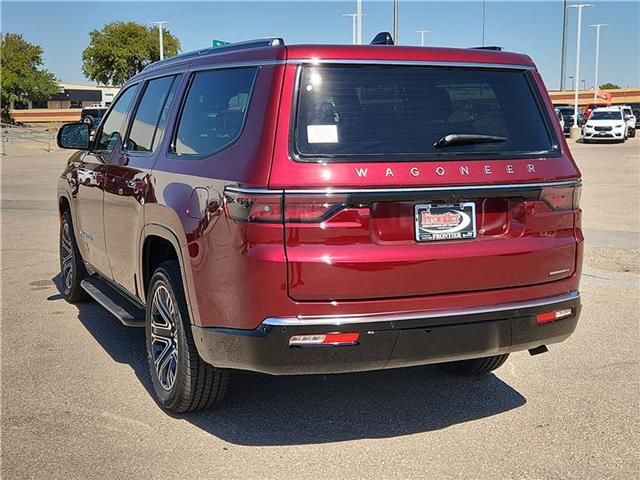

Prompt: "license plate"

[414,202,477,242]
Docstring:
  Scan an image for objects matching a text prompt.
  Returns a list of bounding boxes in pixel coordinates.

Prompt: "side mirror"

[624,115,631,120]
[57,122,90,150]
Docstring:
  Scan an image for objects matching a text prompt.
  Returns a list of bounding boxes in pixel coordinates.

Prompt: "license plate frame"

[414,202,477,242]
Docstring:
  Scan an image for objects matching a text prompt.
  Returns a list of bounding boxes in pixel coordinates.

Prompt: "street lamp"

[152,21,170,60]
[569,75,575,90]
[356,0,363,45]
[590,23,608,102]
[581,79,586,90]
[343,14,358,45]
[568,3,592,131]
[415,30,431,46]
[393,0,399,44]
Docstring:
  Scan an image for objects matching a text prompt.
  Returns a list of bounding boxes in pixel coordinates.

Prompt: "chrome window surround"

[287,59,535,71]
[262,291,580,326]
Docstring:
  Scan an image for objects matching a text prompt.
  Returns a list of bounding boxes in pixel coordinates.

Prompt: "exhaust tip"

[529,345,549,356]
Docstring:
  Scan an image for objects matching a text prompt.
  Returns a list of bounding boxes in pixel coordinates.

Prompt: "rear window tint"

[294,65,556,161]
[174,68,256,157]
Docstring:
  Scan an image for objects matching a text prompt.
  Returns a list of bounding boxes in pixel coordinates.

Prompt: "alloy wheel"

[150,284,179,391]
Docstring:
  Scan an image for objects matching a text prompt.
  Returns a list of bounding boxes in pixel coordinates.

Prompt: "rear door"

[279,64,580,301]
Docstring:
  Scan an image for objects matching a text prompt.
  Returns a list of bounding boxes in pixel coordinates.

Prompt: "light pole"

[343,14,358,44]
[581,79,586,90]
[356,0,363,45]
[393,0,399,44]
[481,0,487,46]
[569,75,575,90]
[590,23,608,102]
[560,0,569,90]
[568,3,592,132]
[152,21,170,60]
[415,30,431,46]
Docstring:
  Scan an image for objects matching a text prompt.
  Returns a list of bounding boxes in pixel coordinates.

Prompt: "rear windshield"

[591,111,622,120]
[294,65,556,161]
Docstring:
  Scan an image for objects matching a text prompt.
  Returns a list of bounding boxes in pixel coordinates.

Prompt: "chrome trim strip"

[263,291,580,326]
[287,59,535,70]
[225,180,580,196]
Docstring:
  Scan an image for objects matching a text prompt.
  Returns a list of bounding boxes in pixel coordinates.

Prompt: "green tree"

[82,22,181,86]
[0,33,59,121]
[599,82,621,90]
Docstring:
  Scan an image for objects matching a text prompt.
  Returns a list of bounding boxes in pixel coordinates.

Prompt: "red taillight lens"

[536,308,573,324]
[289,332,360,346]
[540,185,581,211]
[224,191,283,223]
[284,193,349,223]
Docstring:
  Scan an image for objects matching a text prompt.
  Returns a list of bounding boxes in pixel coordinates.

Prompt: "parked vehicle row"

[57,36,583,412]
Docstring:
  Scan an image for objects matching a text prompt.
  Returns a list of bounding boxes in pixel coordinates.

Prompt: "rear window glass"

[174,68,256,157]
[590,111,622,120]
[294,65,555,161]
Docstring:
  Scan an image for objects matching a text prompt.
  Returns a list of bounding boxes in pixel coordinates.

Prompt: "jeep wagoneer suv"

[57,36,583,412]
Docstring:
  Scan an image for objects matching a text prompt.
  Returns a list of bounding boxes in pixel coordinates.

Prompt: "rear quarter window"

[294,65,557,162]
[173,67,257,157]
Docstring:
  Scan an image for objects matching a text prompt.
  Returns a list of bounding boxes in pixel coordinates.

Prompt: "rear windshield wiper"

[433,134,508,149]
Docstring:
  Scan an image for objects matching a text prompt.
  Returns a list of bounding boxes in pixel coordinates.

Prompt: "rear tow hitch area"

[529,345,549,356]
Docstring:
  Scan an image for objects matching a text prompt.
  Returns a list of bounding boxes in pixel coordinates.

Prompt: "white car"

[582,107,627,143]
[554,108,566,134]
[621,105,636,138]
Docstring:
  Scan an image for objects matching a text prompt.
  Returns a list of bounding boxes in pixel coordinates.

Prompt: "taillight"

[224,190,283,223]
[540,185,581,211]
[224,189,349,223]
[284,193,349,222]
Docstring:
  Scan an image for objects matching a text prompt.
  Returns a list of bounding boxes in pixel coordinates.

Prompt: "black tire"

[145,260,229,412]
[582,139,590,144]
[438,354,510,376]
[630,128,636,138]
[59,209,89,303]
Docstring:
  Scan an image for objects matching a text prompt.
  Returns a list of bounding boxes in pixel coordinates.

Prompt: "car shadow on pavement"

[52,275,527,446]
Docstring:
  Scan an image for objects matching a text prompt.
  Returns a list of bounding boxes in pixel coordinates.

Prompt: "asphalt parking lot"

[1,138,638,479]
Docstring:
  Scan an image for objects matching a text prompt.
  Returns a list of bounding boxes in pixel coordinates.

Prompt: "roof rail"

[143,37,285,72]
[470,46,504,51]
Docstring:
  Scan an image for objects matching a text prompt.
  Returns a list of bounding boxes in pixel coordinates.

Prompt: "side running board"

[81,276,145,328]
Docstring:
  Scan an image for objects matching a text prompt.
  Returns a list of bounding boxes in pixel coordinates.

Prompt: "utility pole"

[152,21,170,60]
[356,0,363,45]
[590,24,608,102]
[560,0,568,90]
[343,14,358,45]
[393,0,399,44]
[481,0,487,46]
[415,30,431,46]
[568,4,592,132]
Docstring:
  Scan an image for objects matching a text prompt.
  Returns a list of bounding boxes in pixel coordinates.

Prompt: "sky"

[2,0,639,90]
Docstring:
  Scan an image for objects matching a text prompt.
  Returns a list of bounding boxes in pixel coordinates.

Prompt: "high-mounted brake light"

[289,332,360,347]
[540,185,581,211]
[536,308,573,324]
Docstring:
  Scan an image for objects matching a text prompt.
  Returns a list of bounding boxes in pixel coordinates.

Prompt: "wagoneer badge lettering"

[355,163,536,178]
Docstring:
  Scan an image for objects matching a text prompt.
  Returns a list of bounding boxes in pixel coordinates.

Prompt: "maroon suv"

[57,36,583,412]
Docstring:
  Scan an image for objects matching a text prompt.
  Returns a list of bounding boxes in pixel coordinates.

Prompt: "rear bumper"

[192,291,581,375]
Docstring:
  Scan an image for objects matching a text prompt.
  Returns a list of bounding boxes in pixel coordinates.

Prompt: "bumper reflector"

[289,332,360,347]
[536,308,573,324]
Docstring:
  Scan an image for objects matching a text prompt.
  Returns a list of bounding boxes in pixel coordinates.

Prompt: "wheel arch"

[140,224,201,326]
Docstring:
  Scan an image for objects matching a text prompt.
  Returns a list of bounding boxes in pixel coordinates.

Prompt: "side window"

[174,68,257,157]
[94,86,137,153]
[126,75,178,153]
